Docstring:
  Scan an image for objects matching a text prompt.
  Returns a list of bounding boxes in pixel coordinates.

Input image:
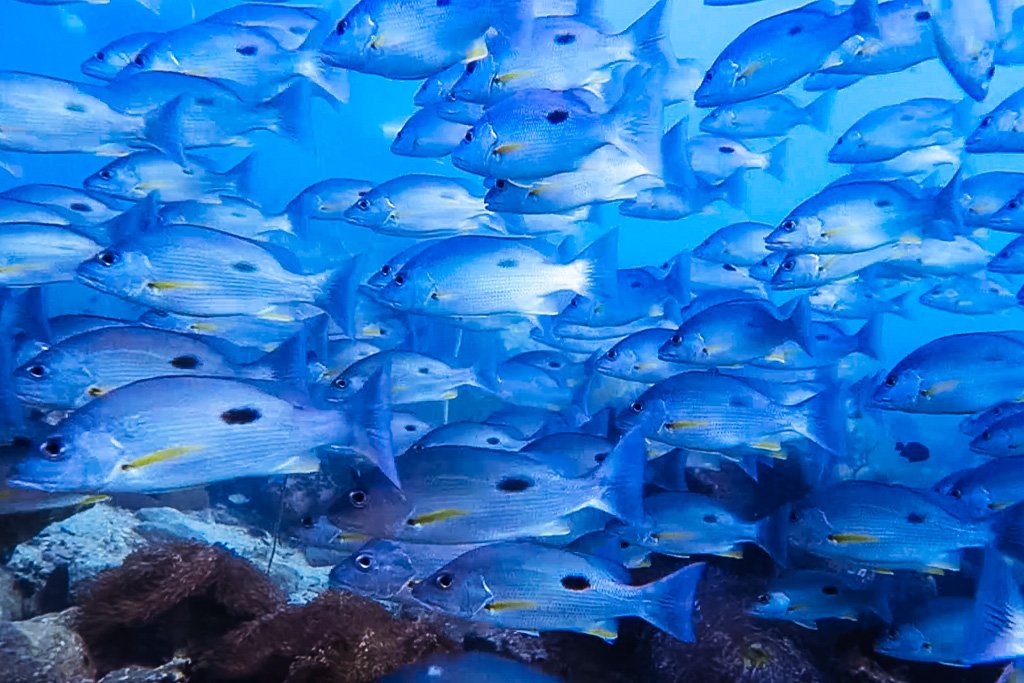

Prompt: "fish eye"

[718,146,735,154]
[605,349,618,360]
[94,51,105,61]
[355,553,373,570]
[394,274,405,286]
[300,516,314,528]
[1009,198,1021,210]
[335,19,347,35]
[98,250,120,266]
[885,627,899,640]
[466,60,478,74]
[703,71,712,82]
[133,53,147,67]
[348,489,368,508]
[333,377,348,389]
[884,374,897,387]
[982,430,992,441]
[781,219,797,232]
[41,437,65,460]
[782,259,795,271]
[670,334,682,345]
[986,66,995,79]
[98,170,113,180]
[435,572,454,589]
[982,116,994,128]
[463,130,474,142]
[789,509,801,522]
[356,198,370,211]
[756,593,770,604]
[950,488,963,499]
[26,365,46,379]
[495,179,507,189]
[380,264,391,275]
[630,400,644,413]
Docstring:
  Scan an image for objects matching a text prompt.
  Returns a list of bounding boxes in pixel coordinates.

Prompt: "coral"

[198,590,454,683]
[76,541,284,675]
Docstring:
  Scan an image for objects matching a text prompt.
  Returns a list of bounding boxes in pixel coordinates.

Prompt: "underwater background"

[0,0,1023,681]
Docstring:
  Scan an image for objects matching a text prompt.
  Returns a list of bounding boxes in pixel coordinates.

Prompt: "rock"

[0,608,94,683]
[6,503,329,603]
[97,658,189,683]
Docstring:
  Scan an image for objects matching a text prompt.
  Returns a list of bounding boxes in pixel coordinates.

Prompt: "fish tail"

[593,428,646,525]
[794,389,847,457]
[248,328,310,387]
[297,47,349,105]
[715,171,748,212]
[142,94,188,168]
[663,251,690,303]
[766,138,788,182]
[927,168,965,240]
[626,0,674,68]
[609,67,663,175]
[342,369,399,488]
[805,91,835,132]
[637,561,704,643]
[755,509,789,566]
[572,228,618,301]
[263,80,315,151]
[224,153,258,200]
[313,256,362,338]
[787,295,816,356]
[854,314,884,360]
[965,546,1024,663]
[887,291,914,320]
[993,503,1024,562]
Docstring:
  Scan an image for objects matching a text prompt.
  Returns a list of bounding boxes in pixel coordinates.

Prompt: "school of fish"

[4,0,1024,672]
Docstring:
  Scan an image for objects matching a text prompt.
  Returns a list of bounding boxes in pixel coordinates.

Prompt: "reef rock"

[0,608,94,683]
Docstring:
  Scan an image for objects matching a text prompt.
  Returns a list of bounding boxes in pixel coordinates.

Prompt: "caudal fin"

[297,42,349,105]
[637,561,705,643]
[573,228,619,302]
[966,546,1024,663]
[264,80,315,150]
[854,315,883,360]
[143,94,187,168]
[610,67,664,175]
[626,0,674,68]
[345,369,399,487]
[793,389,846,456]
[805,91,835,132]
[787,295,816,356]
[766,139,788,182]
[314,256,362,337]
[592,428,646,525]
[755,510,788,566]
[249,330,309,388]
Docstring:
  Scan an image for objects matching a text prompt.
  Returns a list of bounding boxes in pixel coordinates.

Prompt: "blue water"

[2,0,1024,680]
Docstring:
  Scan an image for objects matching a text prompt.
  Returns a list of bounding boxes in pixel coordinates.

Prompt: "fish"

[0,184,124,227]
[685,135,787,186]
[934,456,1024,518]
[595,328,678,384]
[322,0,526,80]
[688,223,772,268]
[611,491,785,561]
[324,350,487,405]
[829,98,968,163]
[378,230,617,317]
[873,332,1024,413]
[919,274,1017,315]
[411,541,705,642]
[694,0,877,107]
[329,538,484,601]
[451,70,660,181]
[343,175,505,238]
[81,32,163,81]
[926,0,998,101]
[967,87,1024,152]
[958,172,1024,227]
[750,569,893,629]
[874,597,976,665]
[788,480,991,571]
[970,413,1024,457]
[8,372,397,493]
[84,152,255,203]
[519,432,615,478]
[700,92,834,138]
[820,0,936,76]
[658,297,814,366]
[960,401,1024,438]
[808,275,912,319]
[390,105,471,158]
[410,421,529,452]
[13,325,309,411]
[202,3,329,52]
[0,223,101,287]
[616,371,843,455]
[75,224,358,325]
[326,430,645,543]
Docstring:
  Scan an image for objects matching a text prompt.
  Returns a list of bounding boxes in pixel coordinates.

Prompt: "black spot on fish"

[718,146,735,154]
[895,441,930,463]
[221,407,262,425]
[236,45,259,56]
[914,10,930,20]
[416,367,430,374]
[722,264,737,272]
[66,102,87,113]
[497,258,518,268]
[561,575,591,590]
[69,202,91,213]
[403,424,418,432]
[907,512,927,524]
[546,110,569,124]
[486,436,500,445]
[233,261,257,273]
[702,514,719,524]
[170,355,200,370]
[496,476,533,492]
[875,199,893,208]
[899,114,915,122]
[196,97,216,106]
[437,0,450,5]
[821,585,839,595]
[788,25,803,35]
[555,33,576,45]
